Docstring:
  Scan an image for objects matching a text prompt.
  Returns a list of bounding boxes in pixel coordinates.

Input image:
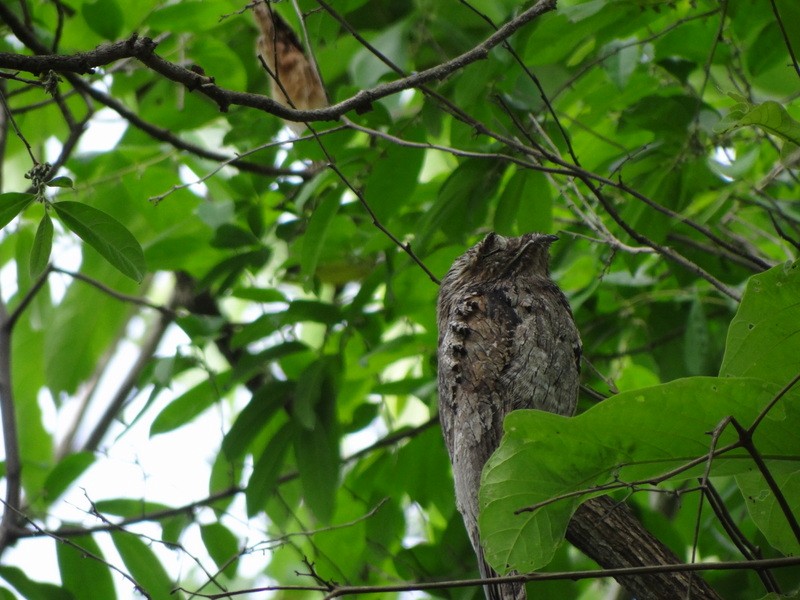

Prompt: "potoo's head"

[442,232,558,291]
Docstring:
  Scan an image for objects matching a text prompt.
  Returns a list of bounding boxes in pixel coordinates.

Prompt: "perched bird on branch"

[252,1,327,134]
[437,232,581,600]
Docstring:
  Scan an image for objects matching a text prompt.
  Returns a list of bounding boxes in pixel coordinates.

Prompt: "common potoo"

[252,2,327,134]
[437,233,581,600]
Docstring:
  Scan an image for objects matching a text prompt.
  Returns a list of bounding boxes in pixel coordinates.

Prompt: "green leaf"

[93,498,171,517]
[57,534,116,600]
[46,176,74,189]
[147,0,233,32]
[720,260,800,384]
[52,201,146,282]
[222,381,291,460]
[737,462,800,555]
[111,532,180,600]
[418,159,505,252]
[294,370,340,523]
[495,169,554,236]
[719,261,800,554]
[363,139,425,221]
[301,196,340,283]
[717,99,800,146]
[246,422,293,517]
[684,297,710,375]
[480,377,797,573]
[82,0,123,39]
[0,193,35,230]
[42,250,136,396]
[200,523,240,578]
[602,38,639,89]
[294,359,330,430]
[29,212,53,278]
[0,566,72,600]
[210,223,260,249]
[150,370,232,436]
[42,451,94,504]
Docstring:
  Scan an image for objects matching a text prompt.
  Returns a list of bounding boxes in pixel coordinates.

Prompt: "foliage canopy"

[0,0,798,598]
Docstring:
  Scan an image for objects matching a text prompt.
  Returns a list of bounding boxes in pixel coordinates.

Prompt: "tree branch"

[0,295,21,556]
[0,0,557,125]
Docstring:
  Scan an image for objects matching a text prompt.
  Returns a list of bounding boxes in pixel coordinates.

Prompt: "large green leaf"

[480,377,797,573]
[42,451,94,505]
[200,522,240,579]
[81,0,123,39]
[293,364,341,523]
[720,260,800,384]
[0,567,71,600]
[150,370,232,436]
[717,98,800,146]
[246,422,293,517]
[221,380,292,460]
[720,260,800,555]
[0,193,35,230]
[111,532,181,600]
[53,201,146,282]
[29,211,53,278]
[301,196,340,283]
[57,534,116,600]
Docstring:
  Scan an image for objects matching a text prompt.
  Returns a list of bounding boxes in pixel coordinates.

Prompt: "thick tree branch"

[566,496,722,600]
[0,0,557,124]
[0,296,21,555]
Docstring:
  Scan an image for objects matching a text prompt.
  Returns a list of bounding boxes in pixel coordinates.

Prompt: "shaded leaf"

[222,380,292,460]
[301,196,340,283]
[246,422,293,517]
[82,0,123,39]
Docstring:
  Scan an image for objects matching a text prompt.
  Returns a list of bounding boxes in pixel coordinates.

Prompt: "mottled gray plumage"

[437,232,581,600]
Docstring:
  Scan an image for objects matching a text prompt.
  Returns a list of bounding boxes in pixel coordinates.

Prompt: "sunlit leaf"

[45,176,74,189]
[0,193,35,231]
[29,211,53,278]
[111,533,180,600]
[0,567,71,600]
[53,201,146,282]
[200,522,240,578]
[57,534,116,600]
[481,377,796,573]
[42,451,94,504]
[150,371,232,436]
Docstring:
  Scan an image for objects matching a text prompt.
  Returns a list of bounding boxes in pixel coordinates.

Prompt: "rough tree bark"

[567,496,722,600]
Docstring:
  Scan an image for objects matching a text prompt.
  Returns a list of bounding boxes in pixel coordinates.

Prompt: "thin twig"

[51,267,175,316]
[179,556,800,599]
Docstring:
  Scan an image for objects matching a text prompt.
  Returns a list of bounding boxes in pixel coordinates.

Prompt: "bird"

[252,1,328,134]
[437,232,582,600]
